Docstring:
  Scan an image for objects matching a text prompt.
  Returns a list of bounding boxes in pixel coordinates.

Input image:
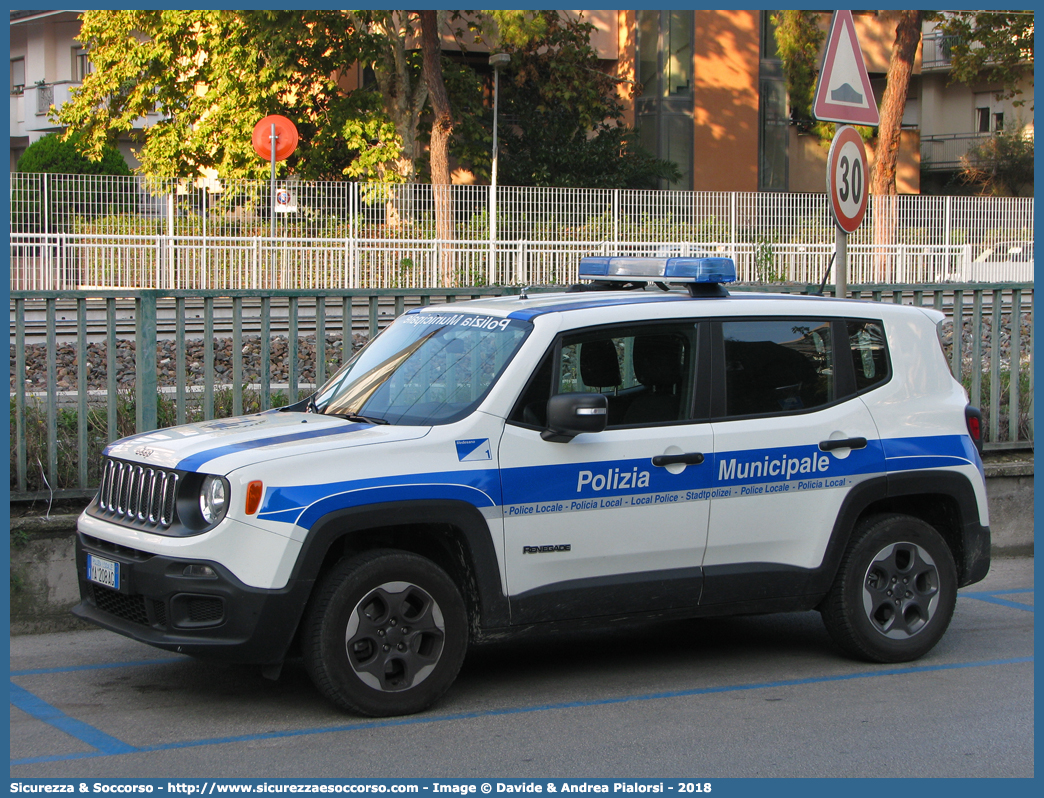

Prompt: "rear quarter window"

[848,319,890,391]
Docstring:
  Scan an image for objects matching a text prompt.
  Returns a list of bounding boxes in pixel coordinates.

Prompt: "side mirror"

[541,393,608,442]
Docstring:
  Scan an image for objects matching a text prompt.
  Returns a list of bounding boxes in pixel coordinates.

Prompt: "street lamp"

[488,52,510,285]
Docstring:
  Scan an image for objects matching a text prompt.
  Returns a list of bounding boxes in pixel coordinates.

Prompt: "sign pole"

[835,227,848,298]
[812,11,878,299]
[270,122,277,289]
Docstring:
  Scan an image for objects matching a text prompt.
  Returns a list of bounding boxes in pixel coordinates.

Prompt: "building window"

[635,10,694,190]
[976,107,990,133]
[72,47,93,82]
[994,112,1004,131]
[11,57,25,94]
[758,11,787,192]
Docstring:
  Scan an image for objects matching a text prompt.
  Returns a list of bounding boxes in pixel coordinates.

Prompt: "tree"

[493,12,679,189]
[936,10,1034,108]
[771,11,827,137]
[960,125,1034,196]
[57,10,401,181]
[419,9,454,274]
[16,131,130,176]
[871,10,922,196]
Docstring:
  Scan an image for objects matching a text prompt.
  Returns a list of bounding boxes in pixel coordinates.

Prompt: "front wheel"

[303,550,468,716]
[821,514,957,663]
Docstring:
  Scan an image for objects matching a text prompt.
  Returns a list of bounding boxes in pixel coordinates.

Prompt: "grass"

[962,368,1034,443]
[10,387,293,494]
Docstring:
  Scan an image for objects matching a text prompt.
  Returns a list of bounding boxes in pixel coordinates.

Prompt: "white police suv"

[75,256,990,717]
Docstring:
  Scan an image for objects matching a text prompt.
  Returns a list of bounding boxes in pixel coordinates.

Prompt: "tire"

[302,549,468,716]
[820,514,957,663]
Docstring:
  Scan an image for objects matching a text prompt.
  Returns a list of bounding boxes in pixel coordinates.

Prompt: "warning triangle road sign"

[813,10,881,126]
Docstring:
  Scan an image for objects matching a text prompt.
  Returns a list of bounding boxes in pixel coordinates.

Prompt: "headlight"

[199,475,229,526]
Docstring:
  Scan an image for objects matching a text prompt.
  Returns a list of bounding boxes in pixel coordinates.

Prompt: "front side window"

[312,313,531,425]
[722,319,834,417]
[512,323,698,428]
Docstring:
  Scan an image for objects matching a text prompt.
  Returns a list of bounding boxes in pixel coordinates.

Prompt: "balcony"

[920,133,991,171]
[18,81,81,134]
[922,33,961,71]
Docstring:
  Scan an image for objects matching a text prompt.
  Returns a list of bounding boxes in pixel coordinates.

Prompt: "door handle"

[652,452,705,467]
[819,437,868,451]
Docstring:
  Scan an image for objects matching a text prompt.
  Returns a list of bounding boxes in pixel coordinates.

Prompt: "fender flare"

[816,470,989,594]
[291,499,510,629]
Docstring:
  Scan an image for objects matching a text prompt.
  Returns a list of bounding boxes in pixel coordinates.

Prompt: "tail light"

[965,406,984,454]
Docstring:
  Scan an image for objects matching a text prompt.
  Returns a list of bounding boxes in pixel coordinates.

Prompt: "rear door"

[702,317,889,605]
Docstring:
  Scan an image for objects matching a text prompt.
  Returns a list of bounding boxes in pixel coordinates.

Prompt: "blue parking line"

[10,655,1033,767]
[9,682,138,756]
[960,588,1034,612]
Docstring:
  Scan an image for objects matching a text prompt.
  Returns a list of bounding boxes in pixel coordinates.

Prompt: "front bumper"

[74,532,314,664]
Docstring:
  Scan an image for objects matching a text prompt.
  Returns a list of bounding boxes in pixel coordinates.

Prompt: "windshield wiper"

[330,412,390,425]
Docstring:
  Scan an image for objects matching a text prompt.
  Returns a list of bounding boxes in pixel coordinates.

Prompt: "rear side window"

[848,320,889,391]
[722,319,834,417]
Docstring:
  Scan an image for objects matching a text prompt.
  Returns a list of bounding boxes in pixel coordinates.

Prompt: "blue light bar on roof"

[578,256,737,284]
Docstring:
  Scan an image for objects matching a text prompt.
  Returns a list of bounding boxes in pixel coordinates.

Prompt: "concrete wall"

[9,462,1032,635]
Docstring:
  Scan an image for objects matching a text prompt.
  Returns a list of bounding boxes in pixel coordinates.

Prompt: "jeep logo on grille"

[135,447,155,459]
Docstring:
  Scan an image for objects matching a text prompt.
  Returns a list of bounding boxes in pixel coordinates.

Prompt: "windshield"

[311,311,532,425]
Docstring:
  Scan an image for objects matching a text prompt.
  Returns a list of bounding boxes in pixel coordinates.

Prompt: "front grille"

[187,597,224,624]
[97,458,180,530]
[90,584,150,626]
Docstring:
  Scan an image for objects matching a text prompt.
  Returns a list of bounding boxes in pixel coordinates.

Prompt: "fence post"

[136,291,159,433]
[612,189,620,253]
[729,192,738,263]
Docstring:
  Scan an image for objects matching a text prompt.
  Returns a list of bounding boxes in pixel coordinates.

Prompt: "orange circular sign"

[252,115,299,161]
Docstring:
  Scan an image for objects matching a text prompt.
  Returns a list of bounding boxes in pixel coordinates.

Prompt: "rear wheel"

[303,550,468,716]
[821,514,957,663]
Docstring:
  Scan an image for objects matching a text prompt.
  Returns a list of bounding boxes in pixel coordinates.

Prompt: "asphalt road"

[9,557,1034,779]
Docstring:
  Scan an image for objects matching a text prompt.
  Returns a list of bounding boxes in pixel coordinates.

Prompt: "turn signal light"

[245,481,264,515]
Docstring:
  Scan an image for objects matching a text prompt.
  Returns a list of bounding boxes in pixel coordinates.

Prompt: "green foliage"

[494,11,679,189]
[959,367,1034,444]
[960,125,1035,197]
[753,240,785,283]
[16,131,130,176]
[58,10,401,180]
[11,387,293,493]
[936,11,1034,107]
[771,11,827,138]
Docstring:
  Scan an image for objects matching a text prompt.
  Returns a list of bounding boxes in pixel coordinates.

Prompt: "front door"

[498,321,714,624]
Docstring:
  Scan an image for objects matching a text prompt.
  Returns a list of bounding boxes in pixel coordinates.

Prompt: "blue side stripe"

[9,682,137,755]
[175,423,372,471]
[252,434,979,529]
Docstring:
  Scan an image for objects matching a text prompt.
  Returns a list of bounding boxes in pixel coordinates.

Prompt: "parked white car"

[75,256,991,716]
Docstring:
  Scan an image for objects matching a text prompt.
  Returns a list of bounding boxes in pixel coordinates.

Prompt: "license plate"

[87,554,120,590]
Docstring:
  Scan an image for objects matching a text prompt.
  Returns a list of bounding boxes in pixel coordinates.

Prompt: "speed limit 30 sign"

[826,125,868,233]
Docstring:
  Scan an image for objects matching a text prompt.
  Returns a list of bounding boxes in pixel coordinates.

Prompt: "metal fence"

[10,174,1035,289]
[9,282,1034,501]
